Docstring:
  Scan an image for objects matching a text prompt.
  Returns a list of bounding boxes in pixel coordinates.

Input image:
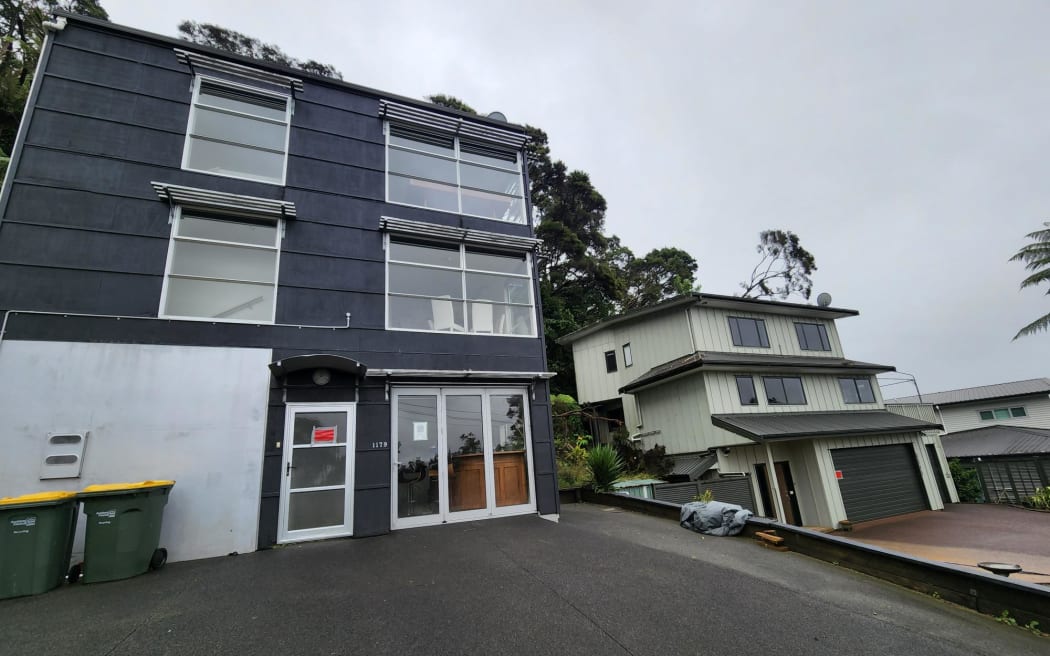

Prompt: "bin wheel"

[67,563,82,584]
[149,548,168,571]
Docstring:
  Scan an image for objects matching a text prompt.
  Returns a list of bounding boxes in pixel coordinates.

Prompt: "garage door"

[831,444,928,522]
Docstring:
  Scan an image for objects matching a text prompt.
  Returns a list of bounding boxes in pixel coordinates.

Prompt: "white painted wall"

[689,306,845,358]
[705,372,884,414]
[0,341,272,563]
[936,395,1050,433]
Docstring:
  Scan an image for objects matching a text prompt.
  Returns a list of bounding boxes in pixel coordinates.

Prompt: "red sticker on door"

[835,470,843,479]
[312,427,337,444]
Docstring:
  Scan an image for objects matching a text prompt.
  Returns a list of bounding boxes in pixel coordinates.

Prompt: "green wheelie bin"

[75,481,174,584]
[0,491,79,599]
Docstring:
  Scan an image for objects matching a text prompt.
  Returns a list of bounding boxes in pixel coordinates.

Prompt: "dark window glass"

[605,350,617,373]
[993,408,1010,420]
[1011,407,1027,417]
[764,377,806,405]
[839,377,875,404]
[795,323,831,351]
[979,410,994,421]
[736,376,758,405]
[728,317,770,348]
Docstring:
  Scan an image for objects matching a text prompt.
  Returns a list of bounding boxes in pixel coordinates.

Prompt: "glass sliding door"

[391,388,536,529]
[446,394,487,515]
[491,394,530,508]
[395,393,440,524]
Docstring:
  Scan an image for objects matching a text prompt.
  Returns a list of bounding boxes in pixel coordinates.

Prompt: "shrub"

[587,444,625,492]
[1025,486,1050,510]
[948,459,983,503]
[693,489,713,503]
[642,443,674,478]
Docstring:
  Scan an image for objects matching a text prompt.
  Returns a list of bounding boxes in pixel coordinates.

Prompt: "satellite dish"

[816,292,832,307]
[486,111,507,122]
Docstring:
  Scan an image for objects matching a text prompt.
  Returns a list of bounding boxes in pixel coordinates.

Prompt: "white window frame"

[384,122,527,224]
[622,343,633,368]
[384,234,538,338]
[158,206,283,324]
[182,74,292,186]
[978,406,1027,421]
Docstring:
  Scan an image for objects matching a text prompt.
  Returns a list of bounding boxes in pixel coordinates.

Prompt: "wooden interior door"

[494,451,528,506]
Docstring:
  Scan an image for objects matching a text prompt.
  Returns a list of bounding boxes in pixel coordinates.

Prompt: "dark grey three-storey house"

[0,13,559,562]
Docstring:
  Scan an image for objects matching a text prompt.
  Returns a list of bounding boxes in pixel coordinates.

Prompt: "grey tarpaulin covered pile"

[680,501,753,536]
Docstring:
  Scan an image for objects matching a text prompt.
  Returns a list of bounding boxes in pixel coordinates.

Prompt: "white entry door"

[278,403,356,543]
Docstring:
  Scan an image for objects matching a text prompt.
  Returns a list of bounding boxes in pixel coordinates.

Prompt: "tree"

[622,247,699,311]
[1,1,108,163]
[177,21,342,80]
[740,229,817,300]
[1010,221,1050,339]
[425,94,476,115]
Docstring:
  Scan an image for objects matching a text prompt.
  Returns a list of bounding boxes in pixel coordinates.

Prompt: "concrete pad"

[0,503,1045,655]
[841,504,1050,585]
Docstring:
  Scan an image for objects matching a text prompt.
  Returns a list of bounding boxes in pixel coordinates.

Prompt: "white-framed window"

[385,237,536,336]
[385,124,526,224]
[622,343,633,368]
[182,75,292,185]
[160,208,282,323]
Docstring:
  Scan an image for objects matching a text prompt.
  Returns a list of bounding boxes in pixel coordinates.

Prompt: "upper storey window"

[795,322,831,351]
[386,238,536,336]
[386,125,526,224]
[728,316,770,348]
[183,76,292,185]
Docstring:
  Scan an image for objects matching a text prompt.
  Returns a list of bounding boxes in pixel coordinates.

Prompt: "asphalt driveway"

[842,503,1050,585]
[1,503,1044,656]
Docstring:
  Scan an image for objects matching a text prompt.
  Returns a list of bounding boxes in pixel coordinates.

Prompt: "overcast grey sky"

[103,0,1049,396]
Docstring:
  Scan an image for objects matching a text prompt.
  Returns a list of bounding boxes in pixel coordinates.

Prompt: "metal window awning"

[269,354,367,378]
[380,216,540,250]
[379,100,528,149]
[174,48,304,92]
[151,182,296,221]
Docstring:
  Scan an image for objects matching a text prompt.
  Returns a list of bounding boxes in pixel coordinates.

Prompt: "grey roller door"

[832,444,928,522]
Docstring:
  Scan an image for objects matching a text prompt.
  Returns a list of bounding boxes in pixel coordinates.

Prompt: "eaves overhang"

[711,410,942,443]
[619,351,895,394]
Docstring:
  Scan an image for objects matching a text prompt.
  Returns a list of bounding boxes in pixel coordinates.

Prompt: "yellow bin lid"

[0,491,78,506]
[81,480,175,494]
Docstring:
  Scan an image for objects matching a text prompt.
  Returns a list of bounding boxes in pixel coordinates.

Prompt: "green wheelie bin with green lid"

[76,480,174,584]
[0,491,79,599]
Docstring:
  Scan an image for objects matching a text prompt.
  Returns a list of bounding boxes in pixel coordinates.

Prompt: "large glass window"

[183,77,291,184]
[386,239,535,336]
[736,375,759,405]
[838,377,876,404]
[795,323,831,351]
[387,125,526,224]
[161,211,280,322]
[763,376,807,405]
[728,317,770,348]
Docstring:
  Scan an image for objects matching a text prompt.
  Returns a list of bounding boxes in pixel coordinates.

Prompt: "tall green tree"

[1010,221,1050,339]
[177,21,342,80]
[622,246,699,311]
[740,229,817,301]
[1,1,108,175]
